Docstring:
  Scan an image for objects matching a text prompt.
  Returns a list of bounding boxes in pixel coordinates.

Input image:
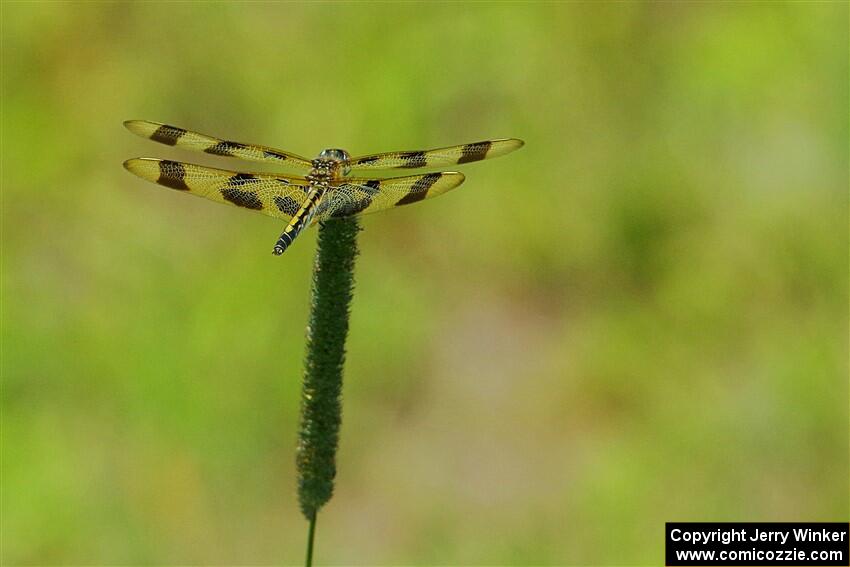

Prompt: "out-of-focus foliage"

[2,3,846,565]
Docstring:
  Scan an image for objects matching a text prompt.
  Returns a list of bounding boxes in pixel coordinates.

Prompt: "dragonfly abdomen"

[272,184,326,255]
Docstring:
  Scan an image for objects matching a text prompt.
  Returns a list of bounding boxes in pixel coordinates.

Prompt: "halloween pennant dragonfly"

[123,120,524,255]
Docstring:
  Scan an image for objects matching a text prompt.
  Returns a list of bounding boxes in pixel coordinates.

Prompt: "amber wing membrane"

[348,138,524,171]
[123,158,311,221]
[124,120,314,171]
[317,172,466,220]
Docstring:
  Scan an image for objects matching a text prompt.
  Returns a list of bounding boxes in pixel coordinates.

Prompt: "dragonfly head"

[318,148,351,175]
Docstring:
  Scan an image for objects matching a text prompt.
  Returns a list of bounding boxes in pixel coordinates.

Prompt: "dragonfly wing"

[123,158,310,221]
[317,172,465,221]
[124,120,314,171]
[348,139,523,171]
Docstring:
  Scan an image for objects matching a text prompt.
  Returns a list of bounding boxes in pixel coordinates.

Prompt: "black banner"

[666,522,849,566]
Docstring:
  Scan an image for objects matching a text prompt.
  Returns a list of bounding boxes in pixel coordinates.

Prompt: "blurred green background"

[2,2,847,565]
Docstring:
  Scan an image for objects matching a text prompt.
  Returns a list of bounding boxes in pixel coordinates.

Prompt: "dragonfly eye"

[319,148,349,162]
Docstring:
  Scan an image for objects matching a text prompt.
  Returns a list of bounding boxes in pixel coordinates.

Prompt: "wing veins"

[348,138,524,171]
[123,158,310,221]
[124,120,315,171]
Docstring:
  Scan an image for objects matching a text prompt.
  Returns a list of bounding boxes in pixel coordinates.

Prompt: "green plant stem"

[305,510,316,567]
[296,217,360,565]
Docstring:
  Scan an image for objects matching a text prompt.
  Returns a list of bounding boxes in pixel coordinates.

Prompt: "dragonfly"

[123,120,524,255]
